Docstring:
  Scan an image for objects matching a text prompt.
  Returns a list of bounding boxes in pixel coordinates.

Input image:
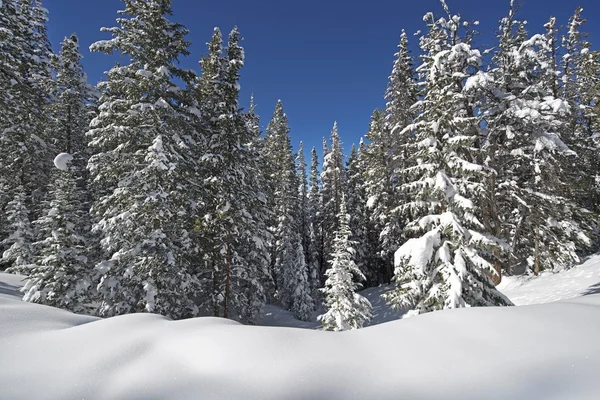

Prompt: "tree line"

[0,0,598,329]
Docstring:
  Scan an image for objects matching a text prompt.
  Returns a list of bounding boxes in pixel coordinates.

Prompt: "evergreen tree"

[363,109,395,283]
[264,101,313,319]
[385,3,512,315]
[469,3,595,275]
[307,146,323,300]
[194,27,271,322]
[319,196,372,331]
[22,165,91,313]
[346,144,370,283]
[0,0,52,256]
[2,186,35,274]
[87,0,200,319]
[320,122,346,273]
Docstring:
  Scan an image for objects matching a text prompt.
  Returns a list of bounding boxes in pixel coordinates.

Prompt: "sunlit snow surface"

[1,256,600,399]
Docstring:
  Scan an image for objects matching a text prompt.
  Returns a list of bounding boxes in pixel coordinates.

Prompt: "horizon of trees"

[1,0,598,330]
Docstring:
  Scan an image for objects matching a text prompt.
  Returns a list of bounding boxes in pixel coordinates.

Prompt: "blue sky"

[46,0,600,158]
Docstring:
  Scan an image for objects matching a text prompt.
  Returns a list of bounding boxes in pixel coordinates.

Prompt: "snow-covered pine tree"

[296,142,311,270]
[22,164,92,313]
[264,100,313,319]
[2,186,35,274]
[346,143,370,284]
[240,94,274,322]
[469,3,595,274]
[363,109,394,283]
[47,34,94,236]
[385,3,512,315]
[296,141,318,309]
[193,27,271,322]
[307,146,323,300]
[320,122,346,274]
[559,8,600,223]
[50,34,92,159]
[22,0,54,219]
[319,195,372,331]
[0,0,52,259]
[87,0,200,319]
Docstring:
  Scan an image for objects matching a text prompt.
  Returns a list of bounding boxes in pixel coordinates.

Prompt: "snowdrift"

[1,280,599,399]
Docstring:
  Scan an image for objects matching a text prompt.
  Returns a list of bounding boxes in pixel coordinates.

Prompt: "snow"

[1,269,600,399]
[53,152,73,171]
[498,255,600,305]
[2,256,600,398]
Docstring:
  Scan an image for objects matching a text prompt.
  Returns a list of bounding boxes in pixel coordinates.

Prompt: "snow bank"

[1,281,600,399]
[53,152,73,171]
[498,254,600,305]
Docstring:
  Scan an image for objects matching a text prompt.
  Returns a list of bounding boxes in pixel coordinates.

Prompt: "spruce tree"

[88,0,200,319]
[194,27,271,322]
[346,144,370,284]
[22,165,91,313]
[469,3,595,274]
[264,101,313,319]
[385,3,512,315]
[320,122,346,272]
[319,196,372,331]
[307,146,323,300]
[2,187,35,274]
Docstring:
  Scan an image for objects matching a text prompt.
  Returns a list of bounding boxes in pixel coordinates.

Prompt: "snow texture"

[2,258,600,399]
[53,152,73,171]
[498,255,600,305]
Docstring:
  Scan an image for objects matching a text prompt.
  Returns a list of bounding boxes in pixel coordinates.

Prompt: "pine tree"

[363,109,394,283]
[469,3,595,275]
[264,101,313,319]
[320,122,346,272]
[307,146,323,300]
[0,0,52,256]
[319,196,372,331]
[2,186,35,274]
[87,0,200,319]
[194,27,271,322]
[296,141,318,308]
[560,8,600,222]
[22,166,91,313]
[346,144,370,283]
[385,3,512,315]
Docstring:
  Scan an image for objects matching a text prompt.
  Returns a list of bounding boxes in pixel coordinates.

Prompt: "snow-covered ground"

[1,256,600,399]
[498,254,600,305]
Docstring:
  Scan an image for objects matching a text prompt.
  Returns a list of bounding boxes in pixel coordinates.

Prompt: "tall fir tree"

[307,146,323,301]
[345,144,370,284]
[87,0,200,319]
[0,0,52,264]
[194,27,271,322]
[320,122,346,277]
[469,2,595,275]
[385,3,512,315]
[22,165,91,313]
[264,101,313,320]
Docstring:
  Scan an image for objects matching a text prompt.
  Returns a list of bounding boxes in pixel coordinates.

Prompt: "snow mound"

[1,288,600,399]
[498,254,600,305]
[53,152,73,171]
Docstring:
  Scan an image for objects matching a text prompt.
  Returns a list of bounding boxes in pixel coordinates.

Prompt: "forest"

[0,0,599,331]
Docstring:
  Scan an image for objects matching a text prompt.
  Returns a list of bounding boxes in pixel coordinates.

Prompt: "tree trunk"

[534,229,540,276]
[224,237,232,319]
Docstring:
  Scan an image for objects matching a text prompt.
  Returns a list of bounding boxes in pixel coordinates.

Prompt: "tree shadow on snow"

[0,281,22,298]
[581,281,600,296]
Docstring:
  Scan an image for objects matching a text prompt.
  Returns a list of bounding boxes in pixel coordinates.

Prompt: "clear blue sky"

[46,0,600,157]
